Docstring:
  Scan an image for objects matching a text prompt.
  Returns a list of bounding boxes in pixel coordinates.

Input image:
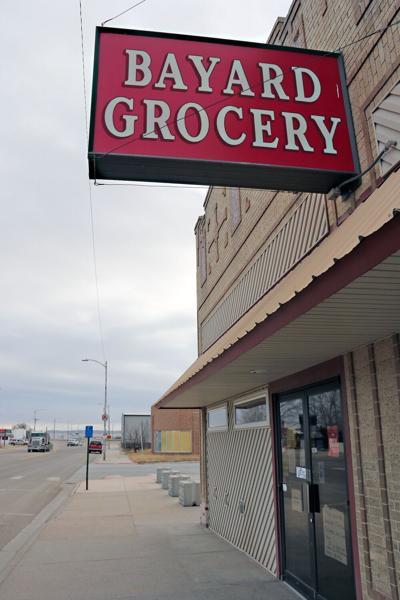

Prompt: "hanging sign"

[89,27,359,192]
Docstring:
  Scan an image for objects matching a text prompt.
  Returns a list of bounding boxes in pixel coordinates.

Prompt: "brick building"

[155,2,400,599]
[151,406,200,454]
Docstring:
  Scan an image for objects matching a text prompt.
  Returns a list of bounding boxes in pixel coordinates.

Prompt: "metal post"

[86,436,90,490]
[103,361,107,461]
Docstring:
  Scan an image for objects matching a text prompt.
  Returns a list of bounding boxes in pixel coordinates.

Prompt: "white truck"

[27,431,52,452]
[10,428,28,445]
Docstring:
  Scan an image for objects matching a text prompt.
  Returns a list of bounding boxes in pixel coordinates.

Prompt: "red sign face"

[89,28,359,191]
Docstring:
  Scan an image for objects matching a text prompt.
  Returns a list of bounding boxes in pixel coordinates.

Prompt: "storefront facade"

[155,1,400,599]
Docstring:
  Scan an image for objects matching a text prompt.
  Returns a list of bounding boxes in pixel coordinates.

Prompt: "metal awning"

[156,171,400,409]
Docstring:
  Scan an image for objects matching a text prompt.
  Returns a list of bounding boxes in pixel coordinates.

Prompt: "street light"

[82,358,108,461]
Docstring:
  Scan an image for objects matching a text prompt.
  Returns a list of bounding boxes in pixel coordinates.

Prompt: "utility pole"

[53,418,56,441]
[107,402,111,448]
[103,361,108,459]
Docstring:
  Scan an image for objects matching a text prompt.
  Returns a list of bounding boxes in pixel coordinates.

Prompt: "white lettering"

[216,106,246,146]
[176,102,209,142]
[250,109,278,148]
[124,50,152,86]
[187,55,220,93]
[311,115,341,154]
[282,112,314,152]
[142,100,175,140]
[293,67,321,103]
[223,59,255,96]
[258,63,289,100]
[104,97,137,138]
[154,53,188,90]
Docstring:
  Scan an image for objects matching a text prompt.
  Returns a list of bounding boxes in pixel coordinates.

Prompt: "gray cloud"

[0,0,291,428]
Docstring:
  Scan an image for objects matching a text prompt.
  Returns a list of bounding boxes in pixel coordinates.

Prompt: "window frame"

[371,80,400,179]
[207,403,228,431]
[233,392,269,429]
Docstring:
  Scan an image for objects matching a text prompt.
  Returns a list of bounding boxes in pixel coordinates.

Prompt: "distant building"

[151,406,200,454]
[121,414,151,449]
[0,428,12,443]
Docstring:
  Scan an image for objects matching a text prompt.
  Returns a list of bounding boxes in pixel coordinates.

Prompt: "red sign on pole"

[89,28,359,192]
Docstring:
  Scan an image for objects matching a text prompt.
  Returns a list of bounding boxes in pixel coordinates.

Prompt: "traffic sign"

[85,425,93,438]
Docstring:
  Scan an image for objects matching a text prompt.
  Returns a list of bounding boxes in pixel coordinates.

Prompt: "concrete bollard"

[192,481,201,506]
[179,480,201,507]
[169,474,191,497]
[162,469,179,490]
[156,467,166,483]
[159,468,172,487]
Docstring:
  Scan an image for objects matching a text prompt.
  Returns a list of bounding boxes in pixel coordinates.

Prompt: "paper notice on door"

[322,505,348,565]
[291,488,303,512]
[327,425,340,457]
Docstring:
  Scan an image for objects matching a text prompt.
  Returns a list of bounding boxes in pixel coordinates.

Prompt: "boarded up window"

[230,188,241,232]
[372,81,400,176]
[156,430,192,453]
[352,0,374,23]
[198,224,207,286]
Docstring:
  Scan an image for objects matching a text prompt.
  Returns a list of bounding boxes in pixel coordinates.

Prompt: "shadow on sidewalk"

[0,474,298,600]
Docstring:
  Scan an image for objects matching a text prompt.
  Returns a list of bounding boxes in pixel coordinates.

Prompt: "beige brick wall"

[197,188,298,329]
[195,0,400,352]
[345,334,400,599]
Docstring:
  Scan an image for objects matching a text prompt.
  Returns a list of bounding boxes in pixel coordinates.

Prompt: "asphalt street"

[0,441,91,550]
[0,441,200,551]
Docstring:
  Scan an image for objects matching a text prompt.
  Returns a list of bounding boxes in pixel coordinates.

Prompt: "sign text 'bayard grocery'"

[89,28,359,192]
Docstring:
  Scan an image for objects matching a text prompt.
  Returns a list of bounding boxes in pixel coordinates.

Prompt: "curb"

[0,482,78,586]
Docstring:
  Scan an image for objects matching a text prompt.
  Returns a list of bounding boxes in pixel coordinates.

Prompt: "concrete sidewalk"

[95,443,133,464]
[0,473,298,600]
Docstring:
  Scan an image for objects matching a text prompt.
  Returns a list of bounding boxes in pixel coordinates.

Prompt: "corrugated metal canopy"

[156,171,400,409]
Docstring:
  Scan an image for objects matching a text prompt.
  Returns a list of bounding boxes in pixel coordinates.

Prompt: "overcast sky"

[0,0,292,430]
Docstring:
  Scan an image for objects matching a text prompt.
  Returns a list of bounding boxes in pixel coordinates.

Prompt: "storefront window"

[234,396,268,427]
[207,405,228,430]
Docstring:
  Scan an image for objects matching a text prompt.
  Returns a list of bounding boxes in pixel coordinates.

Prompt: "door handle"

[309,483,320,513]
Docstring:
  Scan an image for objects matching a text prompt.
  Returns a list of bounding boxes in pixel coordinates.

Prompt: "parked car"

[67,439,79,447]
[88,439,103,454]
[10,439,27,446]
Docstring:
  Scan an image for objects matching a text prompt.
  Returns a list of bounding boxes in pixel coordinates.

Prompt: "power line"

[101,0,149,27]
[91,18,400,165]
[79,0,89,142]
[337,19,399,51]
[79,0,106,361]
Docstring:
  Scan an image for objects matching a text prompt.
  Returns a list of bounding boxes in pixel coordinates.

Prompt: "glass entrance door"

[278,381,355,600]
